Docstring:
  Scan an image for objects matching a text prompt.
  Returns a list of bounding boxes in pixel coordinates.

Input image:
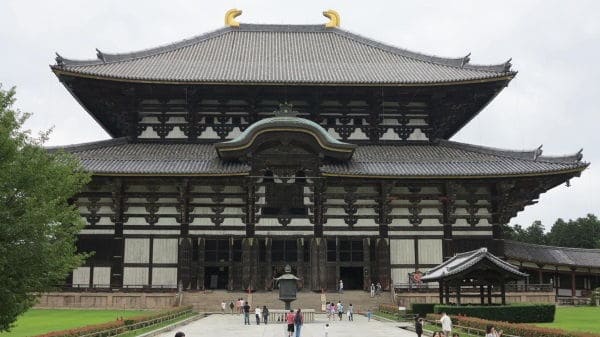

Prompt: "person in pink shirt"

[286,310,295,337]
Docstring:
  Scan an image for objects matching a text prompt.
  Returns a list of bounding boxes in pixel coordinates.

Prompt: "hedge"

[427,313,600,337]
[33,306,194,337]
[433,303,555,323]
[412,303,436,317]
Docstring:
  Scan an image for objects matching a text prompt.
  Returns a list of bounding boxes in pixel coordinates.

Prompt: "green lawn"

[0,309,150,337]
[535,306,600,333]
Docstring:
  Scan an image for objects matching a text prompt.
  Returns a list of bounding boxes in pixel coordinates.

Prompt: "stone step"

[181,290,393,313]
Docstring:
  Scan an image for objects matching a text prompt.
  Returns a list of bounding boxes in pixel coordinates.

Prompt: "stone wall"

[395,291,556,307]
[35,292,177,309]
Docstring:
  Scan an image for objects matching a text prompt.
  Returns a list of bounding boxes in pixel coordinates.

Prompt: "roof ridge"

[329,28,514,73]
[55,26,233,67]
[505,240,600,253]
[439,140,585,164]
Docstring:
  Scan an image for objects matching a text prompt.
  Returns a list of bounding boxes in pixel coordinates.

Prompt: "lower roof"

[504,240,600,269]
[50,138,587,178]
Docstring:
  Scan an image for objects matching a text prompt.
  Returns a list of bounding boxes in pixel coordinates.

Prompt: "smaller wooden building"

[422,248,527,304]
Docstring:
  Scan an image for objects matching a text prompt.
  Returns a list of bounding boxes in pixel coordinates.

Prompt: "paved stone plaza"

[155,314,416,337]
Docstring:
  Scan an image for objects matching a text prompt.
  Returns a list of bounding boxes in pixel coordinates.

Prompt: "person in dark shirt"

[243,302,251,325]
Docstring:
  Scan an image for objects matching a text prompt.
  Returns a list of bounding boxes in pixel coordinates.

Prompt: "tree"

[0,85,90,331]
[504,221,546,245]
[547,214,600,249]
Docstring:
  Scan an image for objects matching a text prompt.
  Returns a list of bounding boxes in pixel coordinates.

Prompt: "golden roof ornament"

[322,9,340,28]
[225,8,242,27]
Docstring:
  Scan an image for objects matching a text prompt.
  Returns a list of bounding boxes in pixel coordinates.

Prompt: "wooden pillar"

[571,269,577,297]
[444,283,450,304]
[480,285,484,305]
[363,238,371,290]
[197,238,205,290]
[177,237,192,290]
[554,267,559,297]
[442,183,456,259]
[242,238,259,291]
[110,178,125,289]
[244,180,256,237]
[313,180,324,238]
[500,279,506,305]
[487,285,492,304]
[439,280,444,304]
[456,283,461,305]
[538,267,544,284]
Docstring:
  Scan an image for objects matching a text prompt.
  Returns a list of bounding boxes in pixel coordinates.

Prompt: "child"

[324,323,329,337]
[367,308,372,322]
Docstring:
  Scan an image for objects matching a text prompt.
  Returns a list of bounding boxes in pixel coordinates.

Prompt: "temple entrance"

[340,267,364,290]
[204,266,229,289]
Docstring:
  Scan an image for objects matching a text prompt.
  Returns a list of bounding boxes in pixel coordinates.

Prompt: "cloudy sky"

[1,0,598,229]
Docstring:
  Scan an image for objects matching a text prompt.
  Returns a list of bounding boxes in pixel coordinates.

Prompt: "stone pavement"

[154,314,416,337]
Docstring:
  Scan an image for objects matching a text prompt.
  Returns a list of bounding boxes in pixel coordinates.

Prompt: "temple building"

[51,10,589,294]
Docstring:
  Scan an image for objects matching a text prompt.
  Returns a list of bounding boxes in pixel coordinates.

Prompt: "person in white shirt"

[439,312,452,337]
[324,323,329,337]
[255,306,262,325]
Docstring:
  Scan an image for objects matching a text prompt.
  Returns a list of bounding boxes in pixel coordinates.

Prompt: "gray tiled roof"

[52,24,515,85]
[52,138,586,177]
[504,241,600,268]
[421,247,528,281]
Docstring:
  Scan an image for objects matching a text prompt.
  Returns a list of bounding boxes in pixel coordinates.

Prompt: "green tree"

[0,85,90,331]
[547,214,600,249]
[505,221,546,245]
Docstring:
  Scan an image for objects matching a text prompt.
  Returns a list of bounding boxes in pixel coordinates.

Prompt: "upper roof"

[421,247,528,282]
[50,138,586,177]
[52,24,515,85]
[504,240,600,269]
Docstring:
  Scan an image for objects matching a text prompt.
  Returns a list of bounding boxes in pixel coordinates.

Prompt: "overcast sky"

[0,0,598,229]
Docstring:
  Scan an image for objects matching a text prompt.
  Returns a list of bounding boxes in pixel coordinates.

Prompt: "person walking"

[376,282,382,296]
[294,308,304,337]
[367,308,372,322]
[286,310,295,337]
[324,323,329,337]
[439,312,452,337]
[337,301,344,321]
[329,303,337,322]
[229,301,234,314]
[221,301,226,313]
[262,305,269,324]
[370,283,375,297]
[243,301,251,325]
[348,303,354,321]
[255,306,261,325]
[338,279,344,294]
[415,316,424,337]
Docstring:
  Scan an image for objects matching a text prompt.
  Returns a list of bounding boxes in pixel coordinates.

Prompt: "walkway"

[155,313,416,337]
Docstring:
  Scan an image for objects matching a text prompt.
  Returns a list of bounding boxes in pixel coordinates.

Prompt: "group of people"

[325,301,354,321]
[369,282,383,297]
[285,309,304,337]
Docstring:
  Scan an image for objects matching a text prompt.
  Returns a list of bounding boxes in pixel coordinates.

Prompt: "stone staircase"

[182,290,394,313]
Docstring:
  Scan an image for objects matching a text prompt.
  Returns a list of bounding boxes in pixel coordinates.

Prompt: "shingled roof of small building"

[52,24,515,85]
[49,138,587,177]
[504,240,600,269]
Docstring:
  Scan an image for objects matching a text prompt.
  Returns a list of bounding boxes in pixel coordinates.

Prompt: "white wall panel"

[418,239,443,265]
[72,267,90,286]
[152,239,178,264]
[124,238,150,263]
[391,268,414,284]
[123,267,149,286]
[152,268,178,288]
[390,239,415,264]
[93,267,111,287]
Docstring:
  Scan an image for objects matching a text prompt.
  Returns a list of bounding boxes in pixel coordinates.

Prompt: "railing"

[557,297,591,306]
[394,283,554,293]
[78,308,195,337]
[268,309,315,323]
[60,284,177,292]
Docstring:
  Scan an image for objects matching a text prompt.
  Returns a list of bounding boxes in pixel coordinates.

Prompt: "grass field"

[535,306,600,333]
[0,309,150,337]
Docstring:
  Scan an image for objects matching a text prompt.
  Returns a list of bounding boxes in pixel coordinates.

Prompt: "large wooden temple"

[51,10,588,293]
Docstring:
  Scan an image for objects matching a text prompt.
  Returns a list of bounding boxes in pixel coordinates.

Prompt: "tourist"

[339,279,344,294]
[255,306,262,325]
[330,303,337,321]
[376,282,382,296]
[367,308,372,322]
[325,302,331,321]
[439,312,452,337]
[324,323,329,337]
[229,301,234,314]
[221,301,226,313]
[415,316,424,337]
[262,305,269,324]
[452,334,460,337]
[294,308,304,337]
[175,332,185,337]
[348,303,354,321]
[243,301,251,325]
[370,283,375,297]
[286,310,295,337]
[337,301,344,321]
[485,325,501,337]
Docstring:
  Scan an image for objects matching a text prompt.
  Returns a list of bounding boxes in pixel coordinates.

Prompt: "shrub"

[433,303,555,323]
[378,304,399,315]
[411,303,436,317]
[427,314,600,337]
